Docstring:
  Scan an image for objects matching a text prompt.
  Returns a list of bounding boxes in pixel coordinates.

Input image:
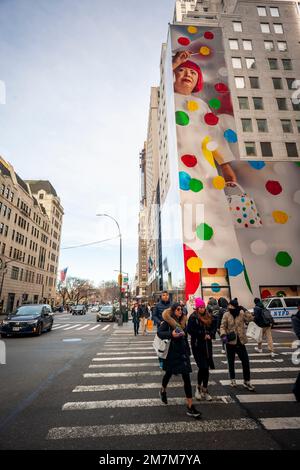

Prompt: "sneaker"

[195,387,202,400]
[243,381,255,392]
[201,389,212,401]
[159,389,168,405]
[254,347,263,353]
[221,349,226,354]
[270,352,276,358]
[230,379,237,387]
[186,405,202,419]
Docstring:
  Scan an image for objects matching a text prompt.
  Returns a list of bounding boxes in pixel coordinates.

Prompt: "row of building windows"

[238,95,300,113]
[0,202,11,220]
[233,21,284,34]
[240,117,300,135]
[231,57,292,71]
[0,184,14,202]
[0,223,9,237]
[229,38,287,52]
[234,76,299,95]
[244,141,298,158]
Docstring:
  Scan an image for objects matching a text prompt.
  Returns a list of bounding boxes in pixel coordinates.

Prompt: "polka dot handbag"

[225,182,262,228]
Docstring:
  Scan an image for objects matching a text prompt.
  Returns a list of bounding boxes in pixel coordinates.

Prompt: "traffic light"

[118,274,123,286]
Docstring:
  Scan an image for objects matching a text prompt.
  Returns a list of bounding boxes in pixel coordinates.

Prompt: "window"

[235,77,245,88]
[232,57,242,68]
[281,120,292,133]
[274,23,283,34]
[277,41,287,51]
[246,57,256,69]
[11,266,19,281]
[272,77,283,89]
[253,97,264,110]
[277,98,288,110]
[291,99,300,111]
[269,299,283,308]
[233,21,242,32]
[270,7,279,17]
[243,40,252,50]
[242,119,253,132]
[229,39,239,50]
[257,119,268,132]
[245,142,256,156]
[260,23,270,33]
[282,59,292,70]
[250,76,260,89]
[238,97,249,109]
[257,6,267,16]
[264,40,274,51]
[286,142,299,157]
[268,58,278,70]
[261,142,273,157]
[39,193,44,199]
[286,78,295,90]
[296,120,300,133]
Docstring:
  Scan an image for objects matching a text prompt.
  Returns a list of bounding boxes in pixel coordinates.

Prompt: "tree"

[57,277,94,305]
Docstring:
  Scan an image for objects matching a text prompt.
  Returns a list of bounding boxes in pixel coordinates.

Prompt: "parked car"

[249,296,300,324]
[0,304,53,337]
[71,305,86,315]
[96,305,116,322]
[91,305,101,312]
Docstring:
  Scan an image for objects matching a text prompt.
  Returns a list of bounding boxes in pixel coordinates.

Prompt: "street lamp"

[96,213,123,326]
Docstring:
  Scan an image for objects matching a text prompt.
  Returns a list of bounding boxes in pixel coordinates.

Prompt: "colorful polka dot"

[176,110,189,126]
[187,100,199,112]
[199,46,211,56]
[204,31,214,40]
[212,176,225,190]
[224,258,244,277]
[187,26,198,34]
[178,37,190,46]
[276,291,286,297]
[265,180,282,196]
[293,190,300,204]
[181,154,197,168]
[215,83,229,93]
[190,178,203,192]
[211,283,221,293]
[206,141,218,151]
[179,171,191,191]
[209,98,221,110]
[196,223,214,241]
[224,129,237,143]
[272,210,289,224]
[202,136,216,168]
[250,240,267,255]
[295,162,300,167]
[187,256,203,273]
[218,67,228,77]
[204,113,219,126]
[207,268,218,275]
[248,161,266,170]
[275,251,292,267]
[261,289,271,299]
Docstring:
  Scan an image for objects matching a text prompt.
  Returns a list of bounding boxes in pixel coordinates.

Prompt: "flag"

[60,267,68,282]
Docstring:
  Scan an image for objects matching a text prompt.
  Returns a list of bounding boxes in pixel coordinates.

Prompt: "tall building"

[174,0,197,22]
[137,145,148,297]
[157,0,300,307]
[0,156,63,312]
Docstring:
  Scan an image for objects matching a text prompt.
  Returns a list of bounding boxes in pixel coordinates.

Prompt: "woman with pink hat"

[187,297,217,401]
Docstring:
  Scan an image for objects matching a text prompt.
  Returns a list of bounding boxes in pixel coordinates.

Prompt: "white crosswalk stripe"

[51,323,111,332]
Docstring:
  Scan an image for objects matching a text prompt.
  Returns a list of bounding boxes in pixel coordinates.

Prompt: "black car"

[71,304,86,315]
[0,304,54,337]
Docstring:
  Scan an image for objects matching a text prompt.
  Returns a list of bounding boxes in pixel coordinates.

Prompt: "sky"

[0,0,175,285]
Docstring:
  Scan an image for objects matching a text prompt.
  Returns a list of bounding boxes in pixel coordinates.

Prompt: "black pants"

[226,343,250,382]
[162,371,192,399]
[197,368,209,388]
[133,322,139,335]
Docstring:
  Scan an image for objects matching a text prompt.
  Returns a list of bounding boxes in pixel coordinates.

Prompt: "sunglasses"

[176,307,182,311]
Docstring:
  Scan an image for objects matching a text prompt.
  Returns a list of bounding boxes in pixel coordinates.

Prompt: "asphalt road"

[0,312,299,450]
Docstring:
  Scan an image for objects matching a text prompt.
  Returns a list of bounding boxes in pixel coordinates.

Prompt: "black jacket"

[131,307,141,323]
[187,312,216,370]
[153,300,171,325]
[292,311,300,340]
[157,321,192,375]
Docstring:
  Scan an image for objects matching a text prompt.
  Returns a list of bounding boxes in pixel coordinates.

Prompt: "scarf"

[195,309,213,327]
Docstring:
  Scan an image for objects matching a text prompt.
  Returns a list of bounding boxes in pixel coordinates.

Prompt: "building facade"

[0,156,63,313]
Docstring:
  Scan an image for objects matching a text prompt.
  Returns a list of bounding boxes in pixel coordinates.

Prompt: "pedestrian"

[158,302,201,419]
[131,302,140,336]
[179,300,188,315]
[220,298,255,391]
[207,297,220,317]
[152,291,171,327]
[187,298,216,401]
[253,297,275,357]
[291,301,300,340]
[217,297,229,354]
[139,303,149,336]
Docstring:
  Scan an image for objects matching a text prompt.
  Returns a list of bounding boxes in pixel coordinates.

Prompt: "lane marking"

[63,324,81,331]
[72,381,217,392]
[259,417,300,430]
[221,359,284,364]
[76,325,90,331]
[89,325,101,331]
[237,394,295,403]
[102,325,110,331]
[52,324,71,330]
[220,378,296,386]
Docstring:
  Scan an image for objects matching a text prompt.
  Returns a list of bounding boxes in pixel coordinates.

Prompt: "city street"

[0,312,299,450]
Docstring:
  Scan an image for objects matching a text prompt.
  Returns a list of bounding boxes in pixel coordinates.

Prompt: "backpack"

[261,308,274,327]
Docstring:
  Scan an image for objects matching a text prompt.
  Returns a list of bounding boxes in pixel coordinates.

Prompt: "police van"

[261,297,300,324]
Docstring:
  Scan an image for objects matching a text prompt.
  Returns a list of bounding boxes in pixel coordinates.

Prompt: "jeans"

[133,321,139,335]
[226,343,250,382]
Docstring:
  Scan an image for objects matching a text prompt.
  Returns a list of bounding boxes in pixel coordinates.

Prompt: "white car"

[249,296,300,324]
[91,305,100,312]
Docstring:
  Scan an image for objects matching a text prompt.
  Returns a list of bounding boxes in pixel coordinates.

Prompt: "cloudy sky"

[0,0,175,285]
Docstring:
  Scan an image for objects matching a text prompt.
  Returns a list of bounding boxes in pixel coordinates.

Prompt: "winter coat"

[157,318,191,375]
[131,308,140,323]
[187,312,216,370]
[153,300,171,325]
[292,311,300,340]
[254,305,273,328]
[220,309,254,345]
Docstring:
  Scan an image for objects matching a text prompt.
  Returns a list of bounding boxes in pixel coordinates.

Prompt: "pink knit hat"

[195,297,206,308]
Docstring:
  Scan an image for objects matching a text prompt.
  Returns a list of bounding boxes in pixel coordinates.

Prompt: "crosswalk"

[46,325,300,449]
[51,323,111,333]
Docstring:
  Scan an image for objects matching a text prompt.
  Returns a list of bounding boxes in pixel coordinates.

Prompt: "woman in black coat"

[157,302,201,419]
[187,297,217,401]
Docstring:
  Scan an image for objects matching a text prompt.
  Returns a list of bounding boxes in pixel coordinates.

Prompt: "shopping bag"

[225,182,262,228]
[246,321,263,343]
[152,334,170,359]
[147,319,153,331]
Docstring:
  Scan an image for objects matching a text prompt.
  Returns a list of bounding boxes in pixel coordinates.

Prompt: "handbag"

[226,331,237,342]
[147,319,153,331]
[152,334,171,359]
[246,321,263,343]
[225,182,262,228]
